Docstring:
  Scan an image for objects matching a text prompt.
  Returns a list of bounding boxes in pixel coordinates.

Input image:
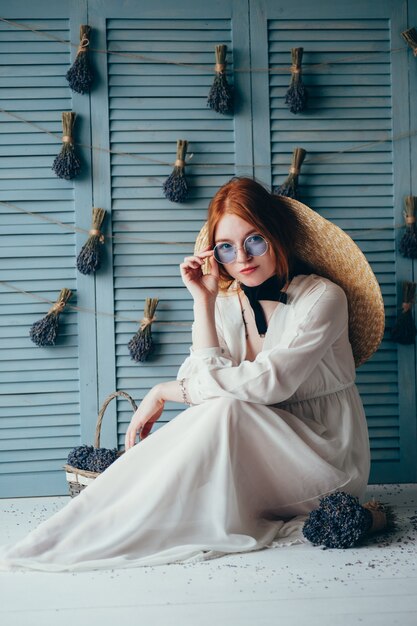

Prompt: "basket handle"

[94,390,138,448]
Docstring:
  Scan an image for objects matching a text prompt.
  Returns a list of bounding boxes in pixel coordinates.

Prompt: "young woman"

[0,177,384,572]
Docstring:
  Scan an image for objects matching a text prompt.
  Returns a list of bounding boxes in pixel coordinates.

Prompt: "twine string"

[0,17,408,75]
[0,197,410,245]
[363,500,387,533]
[2,107,417,171]
[49,300,67,314]
[0,280,191,326]
[368,509,387,533]
[77,36,90,53]
[140,315,156,331]
[89,228,105,243]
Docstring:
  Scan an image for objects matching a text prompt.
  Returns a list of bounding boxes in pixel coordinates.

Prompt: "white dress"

[0,273,371,572]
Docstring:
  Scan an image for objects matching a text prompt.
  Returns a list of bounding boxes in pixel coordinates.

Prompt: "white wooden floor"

[0,483,416,626]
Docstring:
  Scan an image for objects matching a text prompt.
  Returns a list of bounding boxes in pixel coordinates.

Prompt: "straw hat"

[194,195,385,368]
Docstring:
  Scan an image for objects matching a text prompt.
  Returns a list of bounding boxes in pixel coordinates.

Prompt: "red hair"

[207,177,299,289]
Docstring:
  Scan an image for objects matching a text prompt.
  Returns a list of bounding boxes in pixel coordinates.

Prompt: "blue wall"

[0,0,416,496]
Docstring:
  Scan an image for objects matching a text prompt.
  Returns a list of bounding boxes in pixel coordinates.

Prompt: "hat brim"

[194,195,385,368]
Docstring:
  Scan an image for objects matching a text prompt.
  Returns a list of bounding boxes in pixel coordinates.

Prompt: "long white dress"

[0,273,371,572]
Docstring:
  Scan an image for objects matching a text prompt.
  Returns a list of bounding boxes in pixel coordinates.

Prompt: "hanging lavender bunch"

[52,112,81,180]
[66,25,93,94]
[128,297,159,362]
[77,207,107,274]
[207,44,233,115]
[274,147,306,199]
[390,281,417,345]
[401,27,417,57]
[163,140,189,202]
[399,196,417,259]
[285,47,308,114]
[29,288,72,346]
[302,491,397,549]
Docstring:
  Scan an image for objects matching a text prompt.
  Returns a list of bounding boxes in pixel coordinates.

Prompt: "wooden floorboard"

[0,484,416,626]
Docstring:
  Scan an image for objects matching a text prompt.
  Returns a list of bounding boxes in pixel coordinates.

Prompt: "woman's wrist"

[193,297,216,312]
[154,380,192,405]
[151,383,167,404]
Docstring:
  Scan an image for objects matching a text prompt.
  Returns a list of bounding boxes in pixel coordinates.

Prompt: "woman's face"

[213,213,276,286]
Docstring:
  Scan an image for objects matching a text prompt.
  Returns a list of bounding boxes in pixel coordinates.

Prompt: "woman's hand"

[180,246,220,303]
[124,386,165,450]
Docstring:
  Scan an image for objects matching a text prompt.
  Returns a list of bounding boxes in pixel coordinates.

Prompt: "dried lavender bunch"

[303,491,396,549]
[29,288,72,346]
[274,147,306,199]
[128,297,159,362]
[67,445,118,472]
[77,207,107,274]
[66,25,93,94]
[67,445,95,471]
[89,448,118,472]
[390,281,417,345]
[285,47,308,114]
[52,112,81,180]
[207,44,233,115]
[163,140,189,202]
[399,196,417,259]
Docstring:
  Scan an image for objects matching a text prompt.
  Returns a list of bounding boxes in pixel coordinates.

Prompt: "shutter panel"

[0,2,93,496]
[108,17,236,443]
[89,0,252,448]
[251,0,416,482]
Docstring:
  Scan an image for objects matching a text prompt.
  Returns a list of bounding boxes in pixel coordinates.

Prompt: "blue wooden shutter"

[88,0,252,447]
[250,0,416,482]
[0,1,99,496]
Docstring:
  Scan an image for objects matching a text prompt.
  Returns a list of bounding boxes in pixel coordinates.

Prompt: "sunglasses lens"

[245,235,268,257]
[214,243,236,264]
[213,235,268,264]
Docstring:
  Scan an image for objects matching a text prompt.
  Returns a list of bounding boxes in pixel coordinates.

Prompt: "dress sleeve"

[185,280,349,405]
[176,300,237,380]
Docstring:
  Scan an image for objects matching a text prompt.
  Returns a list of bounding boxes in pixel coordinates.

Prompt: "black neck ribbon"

[241,274,288,336]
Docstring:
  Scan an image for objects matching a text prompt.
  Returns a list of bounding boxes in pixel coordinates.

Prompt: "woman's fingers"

[180,251,215,277]
[125,423,143,450]
[208,253,220,278]
[181,252,212,269]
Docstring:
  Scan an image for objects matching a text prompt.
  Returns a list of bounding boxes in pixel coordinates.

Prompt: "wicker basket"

[63,390,138,497]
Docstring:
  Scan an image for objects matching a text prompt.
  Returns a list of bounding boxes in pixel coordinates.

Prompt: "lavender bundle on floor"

[399,196,417,259]
[29,288,72,346]
[302,491,397,549]
[285,47,308,114]
[128,297,159,362]
[207,44,233,115]
[52,112,81,180]
[163,140,189,203]
[390,281,417,345]
[66,25,93,94]
[77,207,107,274]
[274,147,306,199]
